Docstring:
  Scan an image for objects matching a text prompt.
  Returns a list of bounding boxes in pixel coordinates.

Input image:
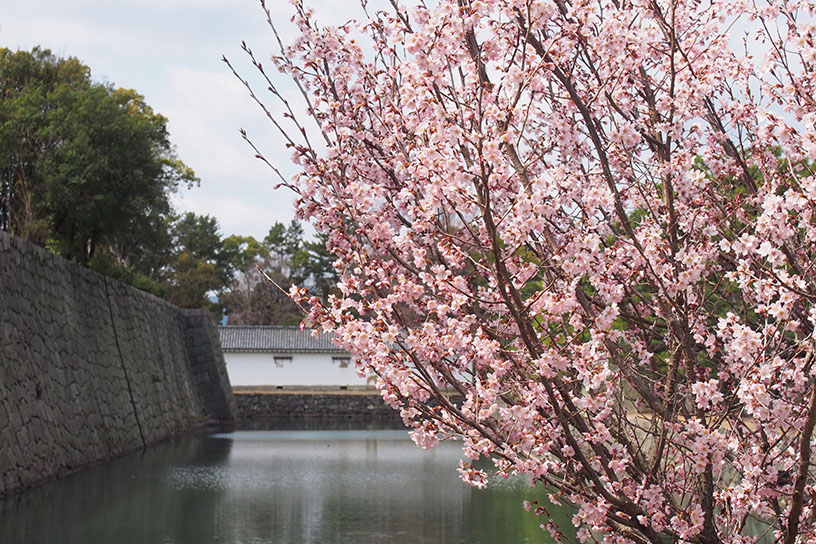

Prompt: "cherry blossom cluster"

[233,0,816,542]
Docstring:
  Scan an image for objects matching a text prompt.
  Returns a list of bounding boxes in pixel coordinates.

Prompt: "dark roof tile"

[218,326,346,353]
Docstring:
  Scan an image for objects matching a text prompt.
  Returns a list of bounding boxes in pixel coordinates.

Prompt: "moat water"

[0,421,573,543]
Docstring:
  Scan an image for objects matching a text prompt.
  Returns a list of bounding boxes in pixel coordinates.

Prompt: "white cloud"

[158,65,304,235]
[171,188,298,241]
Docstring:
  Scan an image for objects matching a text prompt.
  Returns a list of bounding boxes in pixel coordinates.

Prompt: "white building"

[218,326,371,388]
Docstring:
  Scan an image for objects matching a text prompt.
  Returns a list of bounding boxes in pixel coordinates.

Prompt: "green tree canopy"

[164,212,234,313]
[0,47,337,321]
[0,47,196,265]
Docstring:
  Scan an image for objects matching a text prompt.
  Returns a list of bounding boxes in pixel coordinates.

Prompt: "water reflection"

[0,426,573,544]
[238,416,406,431]
[0,435,232,544]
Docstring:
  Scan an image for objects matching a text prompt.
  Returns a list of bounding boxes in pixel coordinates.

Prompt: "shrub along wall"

[0,231,236,498]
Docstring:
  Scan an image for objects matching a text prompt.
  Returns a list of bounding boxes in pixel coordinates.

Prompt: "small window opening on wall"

[333,357,351,368]
[274,356,292,368]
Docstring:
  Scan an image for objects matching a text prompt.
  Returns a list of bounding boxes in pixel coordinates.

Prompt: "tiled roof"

[217,326,346,353]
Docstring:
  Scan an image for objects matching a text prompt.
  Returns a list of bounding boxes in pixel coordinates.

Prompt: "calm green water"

[0,423,573,543]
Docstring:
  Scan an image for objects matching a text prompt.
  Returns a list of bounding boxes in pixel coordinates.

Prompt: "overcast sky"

[0,0,356,241]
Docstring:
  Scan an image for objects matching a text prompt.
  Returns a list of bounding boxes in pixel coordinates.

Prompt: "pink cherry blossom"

[230,0,816,542]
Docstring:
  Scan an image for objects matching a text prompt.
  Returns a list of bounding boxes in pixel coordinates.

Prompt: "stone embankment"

[0,231,236,498]
[235,389,402,422]
[233,387,463,425]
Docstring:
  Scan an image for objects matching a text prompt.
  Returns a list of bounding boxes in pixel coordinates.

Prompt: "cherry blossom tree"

[228,0,816,542]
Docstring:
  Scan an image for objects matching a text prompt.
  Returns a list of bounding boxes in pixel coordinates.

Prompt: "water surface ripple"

[0,426,572,543]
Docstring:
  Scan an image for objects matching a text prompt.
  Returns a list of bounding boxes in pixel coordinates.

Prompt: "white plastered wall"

[224,351,372,387]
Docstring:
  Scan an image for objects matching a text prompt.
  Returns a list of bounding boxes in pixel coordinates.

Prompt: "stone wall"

[235,392,403,423]
[0,231,236,498]
[235,391,463,427]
